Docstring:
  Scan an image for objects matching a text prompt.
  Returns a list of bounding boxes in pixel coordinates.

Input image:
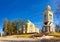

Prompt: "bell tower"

[42,5,55,33]
[44,5,53,23]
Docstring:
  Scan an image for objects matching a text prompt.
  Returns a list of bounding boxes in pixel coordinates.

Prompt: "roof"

[27,20,31,23]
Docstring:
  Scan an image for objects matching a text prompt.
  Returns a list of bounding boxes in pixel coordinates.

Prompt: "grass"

[14,34,33,38]
[48,32,60,38]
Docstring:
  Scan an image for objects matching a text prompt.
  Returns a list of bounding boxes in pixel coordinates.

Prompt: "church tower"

[42,5,55,33]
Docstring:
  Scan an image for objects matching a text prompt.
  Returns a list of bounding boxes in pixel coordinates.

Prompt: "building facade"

[42,5,55,33]
[19,20,40,34]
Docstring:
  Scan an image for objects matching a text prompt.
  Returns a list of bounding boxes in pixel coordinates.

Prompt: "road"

[0,40,60,42]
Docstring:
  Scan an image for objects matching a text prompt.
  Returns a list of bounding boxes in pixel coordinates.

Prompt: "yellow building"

[42,5,55,33]
[26,20,40,33]
[19,20,40,34]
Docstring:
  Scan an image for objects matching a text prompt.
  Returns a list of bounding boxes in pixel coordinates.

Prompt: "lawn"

[48,32,60,38]
[14,34,33,38]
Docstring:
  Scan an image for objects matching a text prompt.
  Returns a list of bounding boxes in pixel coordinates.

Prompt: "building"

[19,20,40,34]
[42,5,55,33]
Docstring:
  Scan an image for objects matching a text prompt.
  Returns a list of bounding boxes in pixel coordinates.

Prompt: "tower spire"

[46,5,51,10]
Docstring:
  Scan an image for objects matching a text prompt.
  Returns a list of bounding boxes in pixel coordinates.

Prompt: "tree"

[56,24,60,32]
[3,18,8,35]
[17,18,23,34]
[11,20,18,34]
[7,21,13,35]
[3,18,28,35]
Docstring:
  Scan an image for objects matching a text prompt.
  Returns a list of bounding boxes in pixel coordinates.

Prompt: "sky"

[0,0,59,33]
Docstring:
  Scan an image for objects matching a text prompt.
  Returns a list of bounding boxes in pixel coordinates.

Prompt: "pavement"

[0,35,54,39]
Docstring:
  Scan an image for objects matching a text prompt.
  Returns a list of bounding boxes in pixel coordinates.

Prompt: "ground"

[0,32,60,42]
[48,32,60,38]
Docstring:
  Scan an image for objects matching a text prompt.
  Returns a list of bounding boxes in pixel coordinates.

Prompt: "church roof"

[27,20,31,23]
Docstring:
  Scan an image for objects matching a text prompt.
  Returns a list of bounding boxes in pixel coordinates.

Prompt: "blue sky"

[0,0,59,33]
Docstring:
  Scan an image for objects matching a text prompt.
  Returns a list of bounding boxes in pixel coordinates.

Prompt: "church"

[42,5,55,33]
[19,20,40,34]
[18,5,55,34]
